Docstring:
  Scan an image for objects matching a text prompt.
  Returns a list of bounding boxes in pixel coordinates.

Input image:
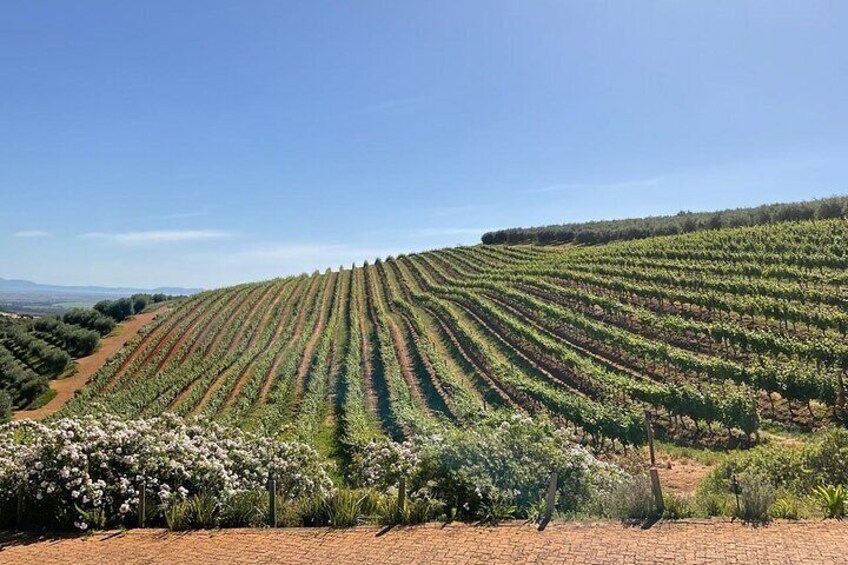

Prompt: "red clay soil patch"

[2,520,847,564]
[656,456,713,495]
[13,308,169,421]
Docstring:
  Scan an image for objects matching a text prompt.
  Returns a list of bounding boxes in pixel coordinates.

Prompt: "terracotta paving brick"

[1,519,847,564]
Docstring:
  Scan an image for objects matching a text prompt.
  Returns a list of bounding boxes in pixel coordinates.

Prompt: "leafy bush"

[219,490,266,527]
[412,414,622,521]
[94,298,134,322]
[0,414,333,530]
[601,474,655,520]
[164,499,191,530]
[770,497,800,520]
[63,309,116,336]
[30,317,100,357]
[351,439,418,490]
[736,474,775,524]
[0,392,11,424]
[694,491,727,517]
[188,493,219,528]
[662,493,694,520]
[805,430,848,489]
[376,494,443,526]
[478,493,518,525]
[701,429,848,506]
[324,489,367,528]
[813,485,846,519]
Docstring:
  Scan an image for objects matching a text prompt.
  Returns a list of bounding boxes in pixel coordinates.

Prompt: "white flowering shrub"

[412,414,623,519]
[351,439,419,489]
[0,414,333,530]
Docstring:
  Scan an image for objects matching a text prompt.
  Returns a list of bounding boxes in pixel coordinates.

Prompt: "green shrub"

[694,492,727,517]
[662,493,694,520]
[601,474,655,520]
[376,495,443,525]
[164,500,191,530]
[189,493,219,528]
[806,430,848,488]
[525,493,557,523]
[702,429,848,498]
[278,495,326,527]
[813,485,846,519]
[0,392,11,424]
[770,497,800,520]
[736,475,775,524]
[325,489,369,528]
[220,491,266,527]
[413,414,622,520]
[478,493,518,525]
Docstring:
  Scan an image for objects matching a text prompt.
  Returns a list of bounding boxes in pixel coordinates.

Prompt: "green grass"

[58,361,79,379]
[654,440,728,466]
[27,387,58,410]
[104,324,123,338]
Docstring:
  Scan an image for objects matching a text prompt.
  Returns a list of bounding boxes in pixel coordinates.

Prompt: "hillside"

[62,218,848,463]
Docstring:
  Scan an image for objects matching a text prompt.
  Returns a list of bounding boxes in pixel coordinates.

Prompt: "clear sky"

[2,1,846,289]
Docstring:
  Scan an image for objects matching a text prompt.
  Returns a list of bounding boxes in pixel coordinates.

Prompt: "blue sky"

[2,1,846,289]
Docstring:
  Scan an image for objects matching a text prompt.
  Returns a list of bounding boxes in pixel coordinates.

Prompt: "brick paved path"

[2,520,846,564]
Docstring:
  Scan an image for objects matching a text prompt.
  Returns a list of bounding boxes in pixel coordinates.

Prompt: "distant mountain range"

[0,277,202,297]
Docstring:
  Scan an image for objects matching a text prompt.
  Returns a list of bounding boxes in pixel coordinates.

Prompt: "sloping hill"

[63,218,848,463]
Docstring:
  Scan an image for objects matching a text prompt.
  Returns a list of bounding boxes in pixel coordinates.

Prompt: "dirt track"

[12,309,167,421]
[1,520,846,564]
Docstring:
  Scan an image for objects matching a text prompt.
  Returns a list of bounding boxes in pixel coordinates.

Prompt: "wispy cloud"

[81,229,235,244]
[535,176,666,194]
[358,96,431,115]
[13,230,50,238]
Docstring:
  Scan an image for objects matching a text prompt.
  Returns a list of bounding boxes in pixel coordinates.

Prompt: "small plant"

[604,474,656,520]
[75,505,107,530]
[376,495,443,525]
[278,495,327,527]
[770,498,799,520]
[736,475,775,524]
[813,485,846,519]
[478,494,517,525]
[694,492,727,517]
[325,490,365,528]
[405,498,444,525]
[189,493,219,528]
[525,493,557,524]
[220,491,265,527]
[662,493,694,520]
[164,500,191,530]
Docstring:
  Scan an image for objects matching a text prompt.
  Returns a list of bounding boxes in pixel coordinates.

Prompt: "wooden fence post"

[397,476,407,521]
[645,411,664,514]
[268,475,277,527]
[138,481,146,528]
[644,410,656,466]
[543,470,557,524]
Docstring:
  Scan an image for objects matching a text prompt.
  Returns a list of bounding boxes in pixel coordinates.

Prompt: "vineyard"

[62,218,848,469]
